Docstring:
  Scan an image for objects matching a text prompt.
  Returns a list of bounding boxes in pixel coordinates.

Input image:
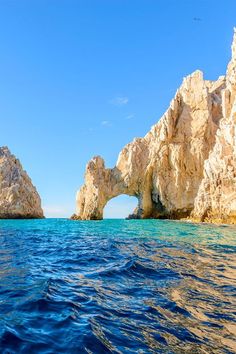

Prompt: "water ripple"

[0,219,235,353]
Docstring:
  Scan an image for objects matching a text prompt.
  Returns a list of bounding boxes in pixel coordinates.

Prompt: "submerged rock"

[0,147,44,219]
[73,29,236,224]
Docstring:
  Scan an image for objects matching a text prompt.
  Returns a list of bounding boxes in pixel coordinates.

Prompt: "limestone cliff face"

[192,30,236,223]
[74,30,236,223]
[0,147,44,218]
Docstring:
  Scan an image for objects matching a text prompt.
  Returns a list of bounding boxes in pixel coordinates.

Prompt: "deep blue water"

[0,219,235,353]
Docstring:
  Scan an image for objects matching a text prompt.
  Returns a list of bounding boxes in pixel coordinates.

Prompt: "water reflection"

[0,219,235,353]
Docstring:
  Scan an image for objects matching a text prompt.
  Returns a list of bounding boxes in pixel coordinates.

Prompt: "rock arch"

[103,194,139,219]
[74,139,157,220]
[72,68,225,220]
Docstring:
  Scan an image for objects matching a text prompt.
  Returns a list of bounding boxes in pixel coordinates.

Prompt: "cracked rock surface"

[74,30,236,224]
[0,146,44,219]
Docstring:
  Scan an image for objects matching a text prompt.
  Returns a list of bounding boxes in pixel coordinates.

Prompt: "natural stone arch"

[103,194,139,219]
[74,139,157,220]
[73,67,226,221]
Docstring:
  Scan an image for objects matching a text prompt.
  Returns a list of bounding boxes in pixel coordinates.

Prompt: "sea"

[0,218,235,353]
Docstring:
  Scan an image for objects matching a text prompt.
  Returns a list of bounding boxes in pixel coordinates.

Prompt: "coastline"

[70,213,236,226]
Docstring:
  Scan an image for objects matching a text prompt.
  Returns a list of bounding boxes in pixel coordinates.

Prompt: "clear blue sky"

[0,0,235,218]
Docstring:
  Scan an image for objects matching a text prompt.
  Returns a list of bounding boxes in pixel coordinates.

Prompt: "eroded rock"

[74,30,236,223]
[191,29,236,223]
[0,147,44,218]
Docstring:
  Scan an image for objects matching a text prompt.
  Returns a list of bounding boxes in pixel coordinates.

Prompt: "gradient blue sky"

[0,0,235,218]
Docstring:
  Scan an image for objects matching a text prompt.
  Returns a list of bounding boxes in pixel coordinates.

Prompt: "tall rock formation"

[0,147,44,218]
[73,30,236,224]
[192,30,236,223]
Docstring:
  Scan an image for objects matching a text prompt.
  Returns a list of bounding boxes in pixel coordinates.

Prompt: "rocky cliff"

[192,30,236,223]
[73,29,236,224]
[0,147,44,218]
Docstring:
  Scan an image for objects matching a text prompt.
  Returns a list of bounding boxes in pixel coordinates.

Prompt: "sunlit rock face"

[74,30,236,223]
[0,147,44,219]
[192,29,236,224]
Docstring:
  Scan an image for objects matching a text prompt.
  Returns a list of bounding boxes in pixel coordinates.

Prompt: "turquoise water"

[0,219,235,353]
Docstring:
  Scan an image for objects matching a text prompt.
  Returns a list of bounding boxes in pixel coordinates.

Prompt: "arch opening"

[103,194,138,219]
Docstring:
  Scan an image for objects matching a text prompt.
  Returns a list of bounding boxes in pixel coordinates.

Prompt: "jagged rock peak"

[191,29,236,224]
[73,29,236,224]
[0,146,11,157]
[232,27,236,58]
[0,146,44,219]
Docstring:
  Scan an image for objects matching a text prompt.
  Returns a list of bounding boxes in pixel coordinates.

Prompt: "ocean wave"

[0,219,235,353]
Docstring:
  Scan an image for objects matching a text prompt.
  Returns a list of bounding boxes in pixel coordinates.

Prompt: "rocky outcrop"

[73,30,236,223]
[0,147,44,218]
[191,30,236,223]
